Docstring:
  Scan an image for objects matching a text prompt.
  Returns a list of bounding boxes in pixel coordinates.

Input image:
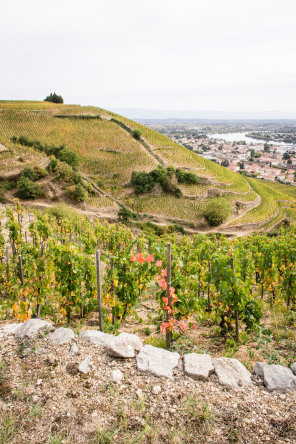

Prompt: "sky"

[1,0,296,116]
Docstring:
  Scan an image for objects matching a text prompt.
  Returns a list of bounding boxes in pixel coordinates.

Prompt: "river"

[207,132,287,146]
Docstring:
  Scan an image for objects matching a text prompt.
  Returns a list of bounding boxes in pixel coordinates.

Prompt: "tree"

[283,152,291,160]
[204,198,232,226]
[221,160,229,167]
[44,92,64,104]
[239,162,245,170]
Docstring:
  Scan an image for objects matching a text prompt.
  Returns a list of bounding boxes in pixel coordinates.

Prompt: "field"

[0,101,295,232]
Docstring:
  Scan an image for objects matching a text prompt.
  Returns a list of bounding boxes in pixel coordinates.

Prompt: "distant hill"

[111,108,296,121]
[0,100,295,234]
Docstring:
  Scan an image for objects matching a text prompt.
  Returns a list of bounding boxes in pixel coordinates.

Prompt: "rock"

[0,323,20,335]
[136,388,143,397]
[136,345,180,379]
[66,363,79,375]
[253,362,269,378]
[107,334,137,358]
[213,357,252,389]
[49,327,75,344]
[184,353,215,381]
[46,353,57,365]
[111,370,123,383]
[115,333,143,351]
[79,330,114,347]
[78,356,92,374]
[15,319,54,339]
[70,343,79,356]
[254,362,296,393]
[152,385,161,395]
[291,362,296,376]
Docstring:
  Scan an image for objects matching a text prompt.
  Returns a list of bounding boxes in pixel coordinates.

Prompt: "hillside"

[0,100,296,233]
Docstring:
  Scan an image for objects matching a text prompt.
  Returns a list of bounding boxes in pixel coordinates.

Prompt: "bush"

[67,184,88,202]
[22,166,38,181]
[132,129,141,140]
[48,157,58,172]
[131,171,155,194]
[34,166,48,178]
[176,169,199,184]
[204,198,232,226]
[17,177,44,199]
[44,92,64,104]
[58,149,79,169]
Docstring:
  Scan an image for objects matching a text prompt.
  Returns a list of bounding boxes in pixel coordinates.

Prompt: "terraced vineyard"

[0,100,295,232]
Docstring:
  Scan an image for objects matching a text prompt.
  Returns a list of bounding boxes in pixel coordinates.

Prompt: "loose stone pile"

[1,319,296,393]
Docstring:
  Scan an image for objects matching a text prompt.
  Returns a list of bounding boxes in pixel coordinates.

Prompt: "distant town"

[142,120,296,185]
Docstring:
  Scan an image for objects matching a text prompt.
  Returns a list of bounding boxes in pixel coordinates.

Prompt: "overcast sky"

[1,0,296,114]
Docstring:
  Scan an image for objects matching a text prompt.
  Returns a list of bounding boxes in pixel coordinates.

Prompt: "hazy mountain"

[111,108,296,121]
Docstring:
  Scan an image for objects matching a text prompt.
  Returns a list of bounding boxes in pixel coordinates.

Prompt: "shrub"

[44,92,64,104]
[176,169,199,184]
[34,166,48,179]
[48,157,58,172]
[22,166,38,181]
[204,198,232,226]
[58,149,79,169]
[68,184,88,202]
[17,177,44,199]
[132,129,141,140]
[131,171,155,194]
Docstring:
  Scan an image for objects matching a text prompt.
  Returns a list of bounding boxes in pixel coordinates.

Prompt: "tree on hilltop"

[44,92,64,104]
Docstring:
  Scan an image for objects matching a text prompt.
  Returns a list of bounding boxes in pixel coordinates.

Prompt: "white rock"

[0,323,20,335]
[152,385,162,395]
[254,362,296,393]
[70,343,79,356]
[111,370,123,383]
[79,330,114,347]
[115,333,143,351]
[49,327,75,344]
[291,362,296,376]
[107,340,135,359]
[213,357,252,389]
[78,356,92,374]
[136,389,143,397]
[15,319,54,339]
[136,345,180,379]
[184,353,215,381]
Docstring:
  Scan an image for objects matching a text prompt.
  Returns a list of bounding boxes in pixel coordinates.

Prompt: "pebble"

[136,389,143,397]
[152,385,161,395]
[111,370,123,383]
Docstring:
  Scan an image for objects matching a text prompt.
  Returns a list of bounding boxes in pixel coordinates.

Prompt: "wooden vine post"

[231,257,239,343]
[207,260,211,311]
[6,246,9,280]
[96,250,104,332]
[18,254,24,286]
[111,257,115,325]
[166,242,172,350]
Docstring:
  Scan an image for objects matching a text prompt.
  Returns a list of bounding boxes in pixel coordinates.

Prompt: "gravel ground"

[0,331,295,444]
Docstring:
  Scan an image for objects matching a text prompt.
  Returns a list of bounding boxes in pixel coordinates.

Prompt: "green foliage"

[130,166,182,197]
[44,92,64,104]
[204,198,232,226]
[46,204,79,221]
[11,136,79,169]
[118,206,138,222]
[67,184,88,202]
[132,129,142,140]
[21,166,48,182]
[58,148,79,169]
[175,169,199,184]
[22,166,38,181]
[16,176,44,199]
